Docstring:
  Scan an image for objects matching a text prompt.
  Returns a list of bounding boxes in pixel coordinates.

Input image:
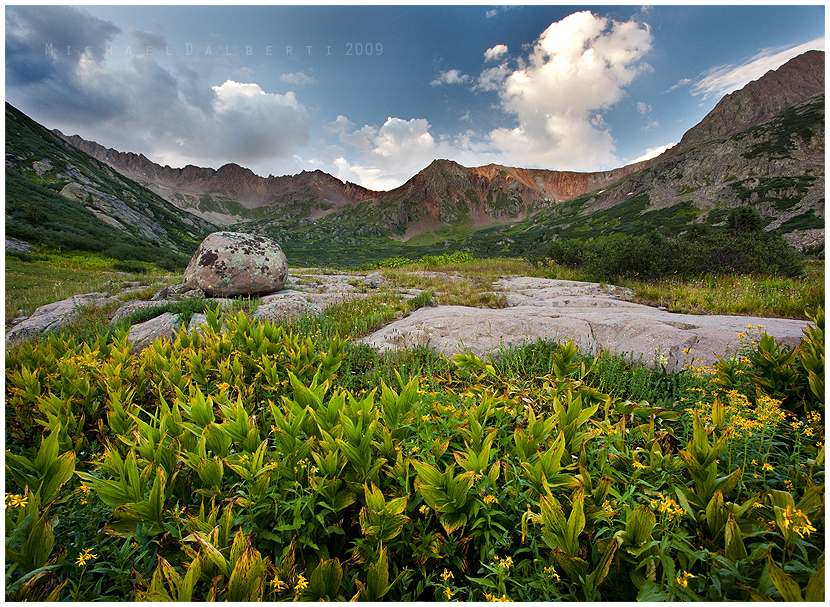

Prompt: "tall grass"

[5,251,176,319]
[625,261,824,319]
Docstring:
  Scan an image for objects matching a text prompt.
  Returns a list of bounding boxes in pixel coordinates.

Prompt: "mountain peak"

[671,49,824,154]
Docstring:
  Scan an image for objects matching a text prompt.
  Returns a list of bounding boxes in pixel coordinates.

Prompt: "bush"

[111,260,148,274]
[547,217,805,281]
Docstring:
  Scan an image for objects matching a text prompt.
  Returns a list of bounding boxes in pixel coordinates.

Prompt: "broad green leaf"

[804,562,824,602]
[767,556,803,602]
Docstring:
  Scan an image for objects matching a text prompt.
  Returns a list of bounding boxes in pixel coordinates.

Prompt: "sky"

[5,3,826,191]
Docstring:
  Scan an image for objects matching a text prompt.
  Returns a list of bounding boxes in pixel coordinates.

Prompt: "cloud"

[5,5,311,174]
[280,71,316,85]
[630,142,675,164]
[636,101,651,115]
[483,10,652,170]
[485,6,519,19]
[328,116,456,189]
[484,44,508,62]
[322,115,354,136]
[475,63,510,92]
[685,37,825,99]
[430,69,470,86]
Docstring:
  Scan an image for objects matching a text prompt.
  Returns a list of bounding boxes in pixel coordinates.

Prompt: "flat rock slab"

[361,276,812,371]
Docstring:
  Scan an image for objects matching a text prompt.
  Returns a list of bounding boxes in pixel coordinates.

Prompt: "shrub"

[112,260,148,274]
[547,219,805,281]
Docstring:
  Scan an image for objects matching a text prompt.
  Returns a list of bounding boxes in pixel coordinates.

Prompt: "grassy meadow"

[4,249,825,601]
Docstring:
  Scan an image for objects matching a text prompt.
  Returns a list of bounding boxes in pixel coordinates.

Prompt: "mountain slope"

[5,103,217,267]
[669,50,825,153]
[33,50,826,267]
[55,132,380,226]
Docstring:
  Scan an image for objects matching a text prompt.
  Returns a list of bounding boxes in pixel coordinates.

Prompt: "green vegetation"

[739,93,825,160]
[5,250,177,320]
[628,261,824,319]
[547,208,806,282]
[5,269,824,600]
[5,103,210,266]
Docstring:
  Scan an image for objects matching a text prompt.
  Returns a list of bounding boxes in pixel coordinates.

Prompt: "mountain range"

[6,50,825,268]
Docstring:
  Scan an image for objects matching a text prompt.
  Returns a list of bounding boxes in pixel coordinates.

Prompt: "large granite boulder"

[182,232,288,297]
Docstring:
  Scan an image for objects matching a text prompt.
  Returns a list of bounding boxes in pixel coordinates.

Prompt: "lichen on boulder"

[182,232,288,297]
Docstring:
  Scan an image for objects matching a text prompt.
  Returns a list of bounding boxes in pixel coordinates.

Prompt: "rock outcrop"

[360,276,812,372]
[5,293,110,346]
[182,232,288,297]
[127,312,181,355]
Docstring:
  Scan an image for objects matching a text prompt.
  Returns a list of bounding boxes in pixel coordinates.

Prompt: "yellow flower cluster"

[294,573,308,599]
[676,571,695,587]
[543,565,561,583]
[5,493,28,509]
[494,556,513,571]
[484,592,513,602]
[270,574,288,592]
[650,493,685,521]
[781,505,816,539]
[483,494,498,504]
[76,548,97,567]
[441,568,454,582]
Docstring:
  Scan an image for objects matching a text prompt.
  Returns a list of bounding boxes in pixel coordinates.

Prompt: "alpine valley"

[6,50,825,268]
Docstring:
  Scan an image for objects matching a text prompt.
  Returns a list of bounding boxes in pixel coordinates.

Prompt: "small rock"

[255,291,321,322]
[364,273,388,289]
[151,286,170,301]
[127,312,181,354]
[5,292,109,346]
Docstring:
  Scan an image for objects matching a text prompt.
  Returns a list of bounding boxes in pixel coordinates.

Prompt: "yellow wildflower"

[782,505,816,539]
[420,505,430,515]
[483,494,498,504]
[295,574,308,591]
[543,565,561,583]
[762,463,774,472]
[441,568,454,582]
[676,571,695,587]
[76,548,97,567]
[5,493,28,509]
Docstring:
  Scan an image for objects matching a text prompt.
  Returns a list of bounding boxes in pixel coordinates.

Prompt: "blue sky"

[5,4,825,190]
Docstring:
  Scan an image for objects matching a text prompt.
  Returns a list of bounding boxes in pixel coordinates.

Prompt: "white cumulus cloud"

[484,10,652,170]
[430,69,471,86]
[484,44,508,62]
